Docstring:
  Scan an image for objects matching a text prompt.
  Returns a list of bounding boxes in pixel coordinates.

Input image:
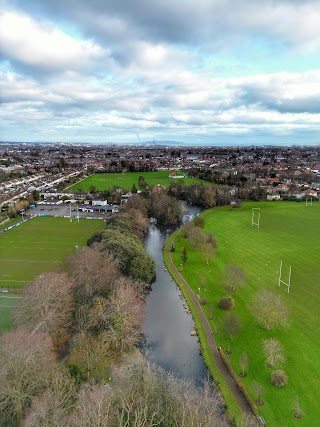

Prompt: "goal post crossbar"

[252,208,260,229]
[278,260,291,293]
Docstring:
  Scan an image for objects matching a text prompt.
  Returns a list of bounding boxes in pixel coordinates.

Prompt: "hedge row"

[218,347,239,384]
[237,382,259,417]
[218,347,259,417]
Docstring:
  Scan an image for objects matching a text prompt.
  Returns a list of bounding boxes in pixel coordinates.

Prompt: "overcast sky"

[1,0,320,145]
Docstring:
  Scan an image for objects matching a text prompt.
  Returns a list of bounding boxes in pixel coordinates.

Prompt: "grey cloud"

[238,84,320,114]
[9,0,320,52]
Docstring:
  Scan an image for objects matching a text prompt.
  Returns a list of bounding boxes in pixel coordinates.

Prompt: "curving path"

[166,232,252,418]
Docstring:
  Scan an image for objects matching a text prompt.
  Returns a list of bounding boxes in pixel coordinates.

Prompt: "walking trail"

[166,232,252,418]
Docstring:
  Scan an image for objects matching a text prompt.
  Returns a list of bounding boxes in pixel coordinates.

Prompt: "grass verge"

[169,201,320,426]
[164,231,244,425]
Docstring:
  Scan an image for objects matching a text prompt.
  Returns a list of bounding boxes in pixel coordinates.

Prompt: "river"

[142,204,207,385]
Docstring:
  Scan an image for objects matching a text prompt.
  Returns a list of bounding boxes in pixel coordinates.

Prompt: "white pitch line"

[0,279,27,282]
[0,304,16,308]
[0,241,72,246]
[1,259,58,263]
[0,295,20,299]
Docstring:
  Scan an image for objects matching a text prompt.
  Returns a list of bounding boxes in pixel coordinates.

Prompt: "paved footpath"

[166,232,252,418]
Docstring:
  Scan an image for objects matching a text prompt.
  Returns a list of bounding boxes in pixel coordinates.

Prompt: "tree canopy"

[88,228,155,284]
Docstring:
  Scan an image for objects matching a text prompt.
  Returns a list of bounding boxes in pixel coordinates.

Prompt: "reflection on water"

[142,204,206,384]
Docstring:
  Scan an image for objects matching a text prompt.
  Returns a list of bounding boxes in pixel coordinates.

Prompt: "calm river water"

[142,204,207,384]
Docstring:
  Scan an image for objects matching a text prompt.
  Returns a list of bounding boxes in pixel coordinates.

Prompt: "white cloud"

[0,10,107,72]
[1,0,320,147]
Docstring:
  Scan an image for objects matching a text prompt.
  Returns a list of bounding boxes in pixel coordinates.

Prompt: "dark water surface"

[142,204,207,384]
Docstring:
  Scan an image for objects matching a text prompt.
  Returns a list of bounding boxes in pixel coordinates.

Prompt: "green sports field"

[0,216,27,231]
[0,217,105,290]
[0,294,20,332]
[171,201,320,426]
[69,171,206,192]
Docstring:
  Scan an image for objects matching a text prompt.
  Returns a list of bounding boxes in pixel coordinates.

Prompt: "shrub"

[200,297,207,305]
[218,348,239,385]
[218,296,235,310]
[218,348,258,417]
[194,216,205,228]
[238,382,259,416]
[271,370,288,387]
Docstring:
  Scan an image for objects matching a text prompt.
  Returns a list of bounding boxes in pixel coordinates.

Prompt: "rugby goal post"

[306,198,313,206]
[278,260,291,293]
[252,208,260,229]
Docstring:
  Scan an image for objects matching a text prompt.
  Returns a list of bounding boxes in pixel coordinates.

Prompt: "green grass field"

[0,217,105,290]
[171,201,320,426]
[0,294,20,332]
[69,171,206,192]
[0,216,27,231]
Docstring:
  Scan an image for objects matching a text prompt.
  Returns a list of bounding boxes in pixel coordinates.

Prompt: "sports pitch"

[0,217,105,290]
[171,201,320,426]
[69,170,205,192]
[0,294,20,332]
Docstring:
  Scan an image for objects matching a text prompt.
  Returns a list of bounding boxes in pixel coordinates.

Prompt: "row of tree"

[218,268,291,407]
[169,182,220,208]
[87,198,156,284]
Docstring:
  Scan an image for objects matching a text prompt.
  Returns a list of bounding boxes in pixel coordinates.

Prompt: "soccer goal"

[252,208,261,229]
[278,260,291,293]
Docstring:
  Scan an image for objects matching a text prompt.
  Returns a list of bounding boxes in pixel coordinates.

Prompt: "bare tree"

[68,383,116,427]
[122,195,149,218]
[122,207,149,239]
[186,226,217,264]
[221,265,246,291]
[239,352,248,377]
[251,381,265,405]
[202,185,217,208]
[111,359,228,427]
[251,289,288,330]
[221,312,241,353]
[187,226,207,248]
[22,367,77,427]
[292,396,303,419]
[262,338,286,368]
[69,332,111,380]
[113,363,164,427]
[208,304,214,320]
[104,278,144,352]
[74,302,92,332]
[14,272,74,347]
[66,246,120,301]
[201,233,217,265]
[0,330,55,426]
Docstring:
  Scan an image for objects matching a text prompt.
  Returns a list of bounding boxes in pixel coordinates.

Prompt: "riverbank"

[164,221,250,424]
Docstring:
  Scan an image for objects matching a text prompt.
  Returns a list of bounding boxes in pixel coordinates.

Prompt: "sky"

[0,0,320,146]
